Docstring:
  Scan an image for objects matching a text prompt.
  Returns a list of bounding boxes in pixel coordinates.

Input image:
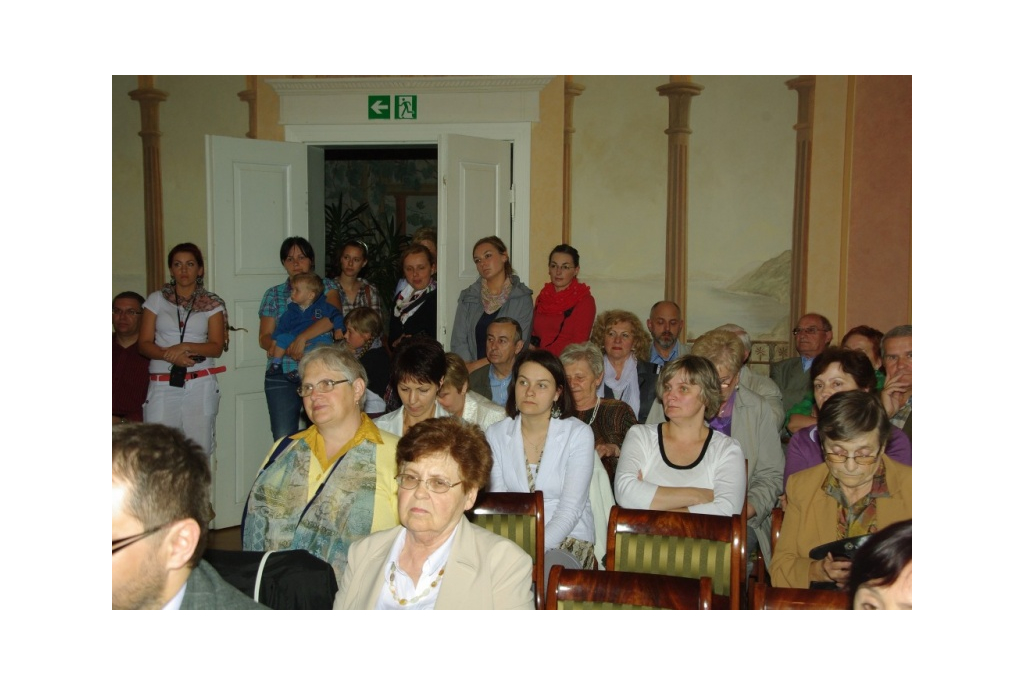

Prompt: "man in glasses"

[113,423,264,609]
[770,312,833,417]
[112,292,150,424]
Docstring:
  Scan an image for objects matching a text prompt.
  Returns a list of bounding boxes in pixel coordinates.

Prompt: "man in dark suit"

[113,423,265,610]
[770,313,833,417]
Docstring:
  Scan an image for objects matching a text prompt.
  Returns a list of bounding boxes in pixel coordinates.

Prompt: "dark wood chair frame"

[546,565,713,610]
[468,490,545,610]
[606,506,745,610]
[749,581,849,610]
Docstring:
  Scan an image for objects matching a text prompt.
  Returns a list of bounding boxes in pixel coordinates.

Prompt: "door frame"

[283,122,532,282]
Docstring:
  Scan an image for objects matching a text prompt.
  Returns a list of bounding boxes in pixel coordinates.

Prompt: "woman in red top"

[530,245,596,356]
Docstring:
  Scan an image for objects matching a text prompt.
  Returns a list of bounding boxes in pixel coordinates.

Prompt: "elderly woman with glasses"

[770,391,912,590]
[335,417,534,610]
[242,345,400,584]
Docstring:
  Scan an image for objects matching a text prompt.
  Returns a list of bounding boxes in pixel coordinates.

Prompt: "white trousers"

[143,375,220,456]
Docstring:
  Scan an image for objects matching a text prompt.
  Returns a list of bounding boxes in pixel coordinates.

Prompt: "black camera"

[169,364,187,388]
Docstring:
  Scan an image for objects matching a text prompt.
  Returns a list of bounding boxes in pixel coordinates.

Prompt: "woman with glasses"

[690,329,785,566]
[590,310,659,423]
[242,345,399,584]
[373,338,450,437]
[784,347,911,490]
[531,244,596,356]
[335,417,534,609]
[770,391,912,590]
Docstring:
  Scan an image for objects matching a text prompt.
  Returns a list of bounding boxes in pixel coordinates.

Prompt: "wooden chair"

[606,506,745,610]
[546,565,713,610]
[468,491,545,609]
[749,582,848,610]
[751,507,785,584]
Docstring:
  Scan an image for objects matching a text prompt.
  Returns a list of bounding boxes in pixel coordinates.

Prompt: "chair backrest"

[606,506,744,610]
[468,490,545,609]
[546,565,713,610]
[750,582,848,610]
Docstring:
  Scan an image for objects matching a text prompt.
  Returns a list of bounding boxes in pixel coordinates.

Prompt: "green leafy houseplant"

[325,194,411,329]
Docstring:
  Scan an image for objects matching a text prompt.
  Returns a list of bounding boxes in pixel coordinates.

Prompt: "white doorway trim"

[268,76,552,281]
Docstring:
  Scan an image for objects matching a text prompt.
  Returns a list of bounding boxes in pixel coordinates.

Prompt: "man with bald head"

[770,313,833,417]
[647,301,690,368]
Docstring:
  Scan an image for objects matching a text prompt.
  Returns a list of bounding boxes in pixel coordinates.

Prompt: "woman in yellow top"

[242,345,399,584]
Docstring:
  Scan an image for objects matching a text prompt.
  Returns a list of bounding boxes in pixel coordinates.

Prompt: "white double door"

[205,133,512,527]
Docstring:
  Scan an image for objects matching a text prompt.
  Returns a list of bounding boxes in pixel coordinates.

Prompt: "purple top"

[784,424,912,488]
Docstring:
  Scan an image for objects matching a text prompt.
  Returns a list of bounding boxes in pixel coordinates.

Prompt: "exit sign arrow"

[368,95,391,119]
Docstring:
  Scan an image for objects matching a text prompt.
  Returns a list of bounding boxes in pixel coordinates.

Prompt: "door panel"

[438,133,512,349]
[206,135,311,528]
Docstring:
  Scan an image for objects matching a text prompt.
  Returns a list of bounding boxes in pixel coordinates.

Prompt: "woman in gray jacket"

[450,236,533,372]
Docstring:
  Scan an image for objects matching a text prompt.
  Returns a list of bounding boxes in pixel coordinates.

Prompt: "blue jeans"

[265,369,305,440]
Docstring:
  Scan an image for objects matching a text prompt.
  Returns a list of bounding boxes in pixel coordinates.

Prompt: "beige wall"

[112,76,247,296]
[806,75,912,335]
[571,75,668,318]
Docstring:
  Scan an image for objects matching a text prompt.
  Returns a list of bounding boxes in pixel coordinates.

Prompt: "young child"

[267,272,345,375]
[341,307,389,398]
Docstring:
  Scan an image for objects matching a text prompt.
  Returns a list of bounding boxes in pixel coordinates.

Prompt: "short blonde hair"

[590,310,652,361]
[344,307,383,339]
[442,352,470,392]
[691,329,745,376]
[290,272,324,299]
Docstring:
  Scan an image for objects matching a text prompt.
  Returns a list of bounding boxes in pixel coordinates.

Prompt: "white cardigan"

[486,415,596,547]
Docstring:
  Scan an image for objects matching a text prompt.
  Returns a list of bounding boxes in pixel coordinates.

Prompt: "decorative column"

[563,76,585,244]
[786,76,815,339]
[657,76,703,341]
[129,76,168,294]
[238,75,257,139]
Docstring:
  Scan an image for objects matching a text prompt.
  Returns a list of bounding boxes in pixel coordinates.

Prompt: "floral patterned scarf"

[160,283,232,351]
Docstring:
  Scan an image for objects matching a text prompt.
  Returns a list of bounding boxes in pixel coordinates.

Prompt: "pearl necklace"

[388,561,446,606]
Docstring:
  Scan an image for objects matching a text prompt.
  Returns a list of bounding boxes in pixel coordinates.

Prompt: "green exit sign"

[368,95,390,119]
[368,95,418,120]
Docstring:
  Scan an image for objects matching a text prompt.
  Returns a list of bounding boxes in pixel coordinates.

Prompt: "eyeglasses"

[112,522,170,554]
[823,448,882,466]
[720,374,739,390]
[549,263,576,271]
[297,378,350,397]
[792,326,826,336]
[396,473,463,494]
[113,308,142,317]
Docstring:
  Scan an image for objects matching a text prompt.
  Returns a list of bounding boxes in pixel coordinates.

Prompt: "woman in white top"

[615,355,746,516]
[138,243,227,455]
[373,338,449,437]
[486,349,596,570]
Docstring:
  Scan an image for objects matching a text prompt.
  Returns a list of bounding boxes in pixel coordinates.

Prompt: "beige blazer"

[769,455,912,589]
[334,517,535,610]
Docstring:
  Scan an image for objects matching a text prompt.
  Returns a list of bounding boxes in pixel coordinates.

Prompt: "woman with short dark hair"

[373,338,450,437]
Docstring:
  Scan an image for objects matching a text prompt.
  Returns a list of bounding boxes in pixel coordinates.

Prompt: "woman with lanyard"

[139,243,227,456]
